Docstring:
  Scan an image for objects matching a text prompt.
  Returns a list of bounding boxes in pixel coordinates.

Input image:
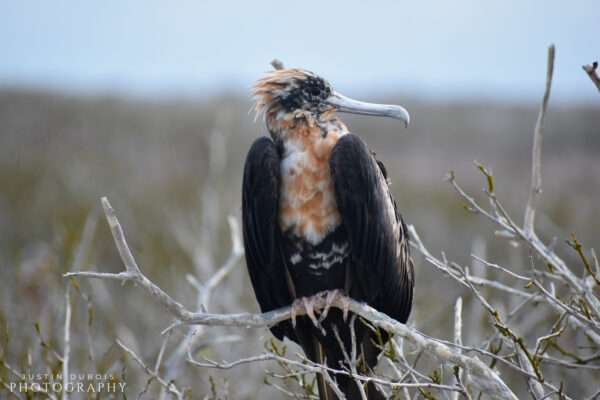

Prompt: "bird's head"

[253,67,410,137]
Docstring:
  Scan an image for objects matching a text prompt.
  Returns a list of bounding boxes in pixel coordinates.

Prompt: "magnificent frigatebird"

[242,66,414,399]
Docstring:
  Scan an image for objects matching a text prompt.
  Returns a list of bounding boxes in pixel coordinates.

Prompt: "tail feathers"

[309,335,386,400]
[306,336,336,400]
[295,314,387,400]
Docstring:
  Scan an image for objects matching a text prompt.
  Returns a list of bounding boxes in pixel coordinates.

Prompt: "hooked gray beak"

[326,91,410,128]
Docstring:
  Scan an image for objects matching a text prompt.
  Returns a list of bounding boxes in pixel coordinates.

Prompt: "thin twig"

[116,339,185,400]
[471,255,529,281]
[524,44,555,237]
[271,59,285,70]
[62,284,71,400]
[582,62,600,92]
[452,297,464,400]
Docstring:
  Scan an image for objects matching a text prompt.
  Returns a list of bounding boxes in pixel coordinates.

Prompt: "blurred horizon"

[1,0,599,103]
[1,2,599,398]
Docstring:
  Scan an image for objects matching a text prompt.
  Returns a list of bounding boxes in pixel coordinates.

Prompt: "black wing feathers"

[241,137,294,339]
[330,134,413,323]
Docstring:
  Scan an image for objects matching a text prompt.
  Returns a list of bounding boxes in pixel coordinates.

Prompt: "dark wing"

[242,137,295,340]
[330,134,414,323]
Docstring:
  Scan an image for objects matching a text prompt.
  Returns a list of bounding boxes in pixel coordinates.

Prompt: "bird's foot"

[318,289,351,323]
[290,296,321,330]
[290,292,352,334]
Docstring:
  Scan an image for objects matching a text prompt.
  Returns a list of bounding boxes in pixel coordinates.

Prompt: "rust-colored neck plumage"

[277,119,347,244]
[273,113,349,245]
[254,68,350,244]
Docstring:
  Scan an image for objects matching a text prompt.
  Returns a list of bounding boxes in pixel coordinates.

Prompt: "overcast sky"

[1,0,598,102]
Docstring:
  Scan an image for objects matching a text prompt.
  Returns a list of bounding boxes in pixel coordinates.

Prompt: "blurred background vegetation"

[1,0,599,398]
[0,86,598,398]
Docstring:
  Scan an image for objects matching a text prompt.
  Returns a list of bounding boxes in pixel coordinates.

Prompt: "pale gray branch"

[452,297,464,400]
[524,44,555,237]
[116,339,185,400]
[100,197,142,275]
[62,284,72,400]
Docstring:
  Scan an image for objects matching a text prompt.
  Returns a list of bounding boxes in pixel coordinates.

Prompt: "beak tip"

[400,110,410,128]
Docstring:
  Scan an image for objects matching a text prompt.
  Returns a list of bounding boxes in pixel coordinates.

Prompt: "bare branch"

[66,197,518,400]
[453,297,463,348]
[191,350,464,395]
[442,169,600,346]
[470,255,529,281]
[62,284,72,400]
[160,214,244,399]
[154,330,171,375]
[66,198,196,322]
[452,297,464,400]
[524,44,555,237]
[200,216,244,308]
[116,339,185,400]
[100,197,142,275]
[516,346,545,399]
[271,59,285,70]
[62,212,97,400]
[582,61,600,92]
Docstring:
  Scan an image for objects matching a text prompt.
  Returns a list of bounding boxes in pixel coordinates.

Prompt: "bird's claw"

[290,296,320,329]
[303,297,319,327]
[318,289,339,322]
[290,298,300,328]
[290,291,351,333]
[341,295,350,322]
[318,289,351,323]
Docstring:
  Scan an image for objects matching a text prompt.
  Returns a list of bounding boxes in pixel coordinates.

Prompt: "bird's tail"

[298,315,386,400]
[310,337,337,400]
[311,335,386,400]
